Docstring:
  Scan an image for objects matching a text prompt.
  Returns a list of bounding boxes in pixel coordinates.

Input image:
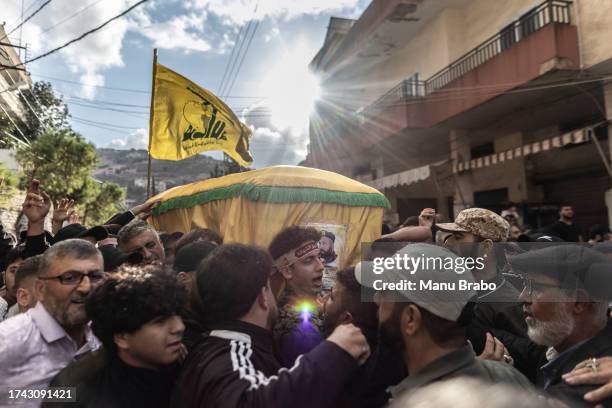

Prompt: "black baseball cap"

[98,244,144,272]
[53,224,108,244]
[174,241,217,273]
[509,244,612,298]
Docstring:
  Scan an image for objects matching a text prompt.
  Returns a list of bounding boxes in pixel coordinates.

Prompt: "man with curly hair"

[268,226,325,366]
[48,265,186,408]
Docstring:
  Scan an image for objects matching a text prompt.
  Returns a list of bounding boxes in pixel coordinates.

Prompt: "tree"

[0,81,70,148]
[80,180,125,226]
[16,128,98,200]
[0,161,19,209]
[22,81,70,140]
[15,129,125,226]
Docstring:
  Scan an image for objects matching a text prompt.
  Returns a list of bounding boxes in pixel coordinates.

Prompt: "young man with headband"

[269,226,326,366]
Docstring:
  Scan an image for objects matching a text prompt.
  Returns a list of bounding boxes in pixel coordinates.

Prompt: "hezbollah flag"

[149,64,253,166]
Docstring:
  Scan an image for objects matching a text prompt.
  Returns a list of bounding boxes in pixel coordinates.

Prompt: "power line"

[19,0,148,66]
[217,23,247,95]
[1,0,52,42]
[70,115,142,130]
[41,0,104,34]
[219,1,259,98]
[31,72,268,99]
[33,73,150,93]
[67,100,150,118]
[71,117,133,135]
[220,20,254,97]
[224,18,260,98]
[67,96,149,108]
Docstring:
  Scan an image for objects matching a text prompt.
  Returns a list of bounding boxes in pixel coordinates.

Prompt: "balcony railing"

[371,79,426,108]
[426,0,571,93]
[367,0,572,112]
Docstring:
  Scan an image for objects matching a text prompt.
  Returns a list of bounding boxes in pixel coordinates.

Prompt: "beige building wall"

[365,10,453,103]
[458,0,541,59]
[361,0,542,103]
[574,0,612,68]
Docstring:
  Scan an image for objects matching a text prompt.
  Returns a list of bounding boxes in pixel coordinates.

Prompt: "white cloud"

[241,106,308,168]
[5,0,133,99]
[186,0,364,25]
[264,27,280,42]
[4,0,366,101]
[108,128,148,149]
[132,13,211,53]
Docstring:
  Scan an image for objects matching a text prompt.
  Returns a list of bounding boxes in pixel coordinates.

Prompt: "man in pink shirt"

[0,239,104,406]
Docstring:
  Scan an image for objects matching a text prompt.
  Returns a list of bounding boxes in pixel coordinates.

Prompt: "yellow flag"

[149,64,253,166]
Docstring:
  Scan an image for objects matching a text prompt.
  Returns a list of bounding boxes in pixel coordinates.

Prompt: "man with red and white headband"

[269,226,326,366]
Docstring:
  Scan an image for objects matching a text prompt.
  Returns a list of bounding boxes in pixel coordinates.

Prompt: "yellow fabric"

[149,64,253,166]
[150,165,382,202]
[149,199,383,269]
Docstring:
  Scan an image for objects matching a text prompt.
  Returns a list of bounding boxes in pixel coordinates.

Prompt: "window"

[470,142,494,159]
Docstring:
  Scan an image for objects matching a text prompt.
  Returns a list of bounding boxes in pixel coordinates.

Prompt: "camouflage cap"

[437,208,510,241]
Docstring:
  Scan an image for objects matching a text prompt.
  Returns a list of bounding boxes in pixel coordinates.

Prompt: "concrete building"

[0,23,32,154]
[306,0,612,231]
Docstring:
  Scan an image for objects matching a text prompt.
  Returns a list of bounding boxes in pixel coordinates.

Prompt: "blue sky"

[5,0,369,167]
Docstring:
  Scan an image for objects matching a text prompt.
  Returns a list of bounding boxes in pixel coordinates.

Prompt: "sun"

[259,45,320,133]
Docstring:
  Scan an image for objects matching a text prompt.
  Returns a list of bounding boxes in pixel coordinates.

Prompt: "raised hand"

[327,323,371,366]
[418,208,436,227]
[52,198,75,224]
[477,332,513,365]
[68,212,81,225]
[132,200,162,220]
[22,180,51,224]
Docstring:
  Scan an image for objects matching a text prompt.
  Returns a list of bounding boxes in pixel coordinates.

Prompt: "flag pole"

[146,48,158,199]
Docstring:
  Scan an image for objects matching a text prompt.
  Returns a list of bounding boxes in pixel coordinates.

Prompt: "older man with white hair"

[511,244,612,406]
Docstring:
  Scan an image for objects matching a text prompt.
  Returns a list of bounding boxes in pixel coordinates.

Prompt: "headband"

[274,240,320,270]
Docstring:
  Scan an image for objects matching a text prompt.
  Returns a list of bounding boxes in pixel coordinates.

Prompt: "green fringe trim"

[153,183,390,215]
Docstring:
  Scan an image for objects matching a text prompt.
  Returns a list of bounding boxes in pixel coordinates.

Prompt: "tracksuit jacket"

[171,320,358,408]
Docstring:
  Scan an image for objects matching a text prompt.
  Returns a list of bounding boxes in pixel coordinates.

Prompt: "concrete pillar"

[383,188,400,226]
[604,82,612,228]
[449,129,473,213]
[494,132,529,203]
[606,190,612,230]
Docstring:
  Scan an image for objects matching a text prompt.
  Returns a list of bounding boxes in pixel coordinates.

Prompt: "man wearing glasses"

[0,239,104,404]
[511,244,612,406]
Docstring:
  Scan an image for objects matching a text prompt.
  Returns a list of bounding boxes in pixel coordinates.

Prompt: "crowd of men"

[0,179,612,407]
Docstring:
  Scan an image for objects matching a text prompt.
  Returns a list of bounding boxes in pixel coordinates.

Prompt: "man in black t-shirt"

[548,205,582,242]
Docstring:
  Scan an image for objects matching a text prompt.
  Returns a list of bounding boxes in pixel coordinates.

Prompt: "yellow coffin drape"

[148,166,390,268]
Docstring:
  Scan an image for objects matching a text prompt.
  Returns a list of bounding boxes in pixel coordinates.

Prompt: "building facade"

[306,0,612,231]
[0,23,32,147]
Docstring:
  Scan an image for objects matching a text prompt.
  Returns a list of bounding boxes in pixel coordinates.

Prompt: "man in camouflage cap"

[437,208,510,243]
[438,208,541,380]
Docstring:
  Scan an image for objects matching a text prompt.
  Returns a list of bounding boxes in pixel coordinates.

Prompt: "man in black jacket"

[437,207,546,380]
[511,245,612,407]
[171,244,371,408]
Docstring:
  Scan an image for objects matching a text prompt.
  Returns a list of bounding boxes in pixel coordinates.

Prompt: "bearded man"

[511,244,612,406]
